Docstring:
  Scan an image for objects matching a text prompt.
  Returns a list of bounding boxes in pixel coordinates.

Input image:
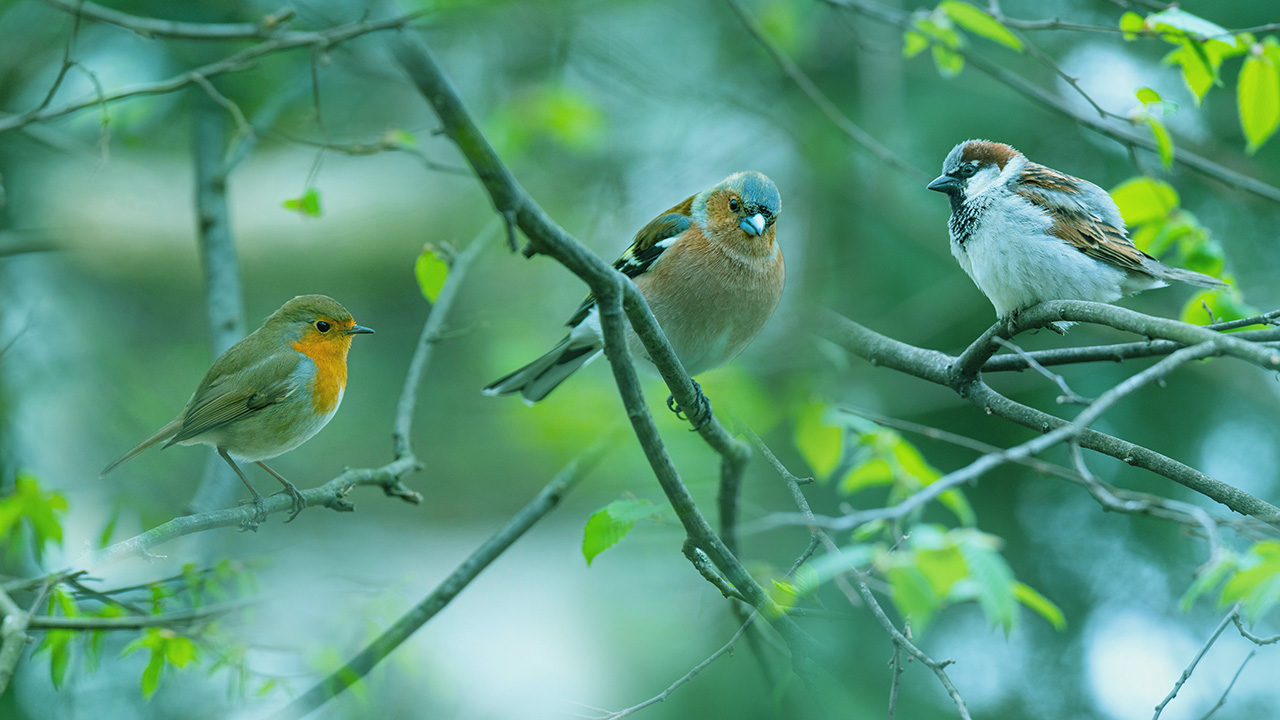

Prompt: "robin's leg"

[665,379,713,430]
[256,461,306,522]
[218,448,266,525]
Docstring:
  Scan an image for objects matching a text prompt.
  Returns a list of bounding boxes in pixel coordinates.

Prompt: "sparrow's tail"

[1151,263,1228,290]
[99,419,182,478]
[483,338,601,404]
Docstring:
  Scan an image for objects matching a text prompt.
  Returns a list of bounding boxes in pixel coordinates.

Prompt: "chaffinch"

[484,171,785,415]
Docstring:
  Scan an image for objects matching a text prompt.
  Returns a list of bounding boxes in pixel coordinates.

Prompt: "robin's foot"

[666,380,713,430]
[237,490,268,528]
[271,481,307,523]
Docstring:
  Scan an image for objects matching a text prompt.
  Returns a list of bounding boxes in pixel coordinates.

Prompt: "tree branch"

[38,0,302,41]
[1153,603,1240,719]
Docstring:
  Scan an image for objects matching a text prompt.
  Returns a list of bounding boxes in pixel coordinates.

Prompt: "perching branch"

[386,23,817,668]
[816,303,1280,527]
[38,0,301,41]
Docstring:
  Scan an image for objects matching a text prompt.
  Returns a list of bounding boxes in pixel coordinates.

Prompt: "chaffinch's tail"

[483,337,601,404]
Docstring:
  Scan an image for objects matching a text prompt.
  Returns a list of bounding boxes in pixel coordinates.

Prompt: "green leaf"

[840,458,893,493]
[1180,286,1256,326]
[939,1,1022,51]
[1166,40,1216,103]
[1014,582,1066,630]
[794,402,842,480]
[931,44,965,77]
[1239,53,1280,153]
[1119,11,1145,36]
[914,546,968,597]
[140,650,164,698]
[582,498,662,565]
[165,636,197,667]
[46,632,71,689]
[414,246,449,303]
[1136,87,1163,104]
[1144,116,1175,168]
[1146,8,1232,40]
[282,188,321,217]
[1221,541,1280,619]
[937,489,977,527]
[902,30,929,59]
[887,566,939,634]
[958,534,1017,635]
[1180,554,1236,610]
[1110,177,1179,226]
[381,128,417,148]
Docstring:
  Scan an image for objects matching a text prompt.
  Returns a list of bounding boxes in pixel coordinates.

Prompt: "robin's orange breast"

[291,334,352,414]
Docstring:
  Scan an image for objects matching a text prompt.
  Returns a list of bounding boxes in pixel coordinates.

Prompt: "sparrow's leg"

[666,380,713,430]
[219,448,266,526]
[256,462,307,522]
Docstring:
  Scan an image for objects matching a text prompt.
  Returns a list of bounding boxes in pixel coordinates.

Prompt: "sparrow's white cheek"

[962,166,1004,198]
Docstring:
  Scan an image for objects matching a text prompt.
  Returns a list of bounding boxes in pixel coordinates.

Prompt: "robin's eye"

[728,198,740,212]
[315,321,331,333]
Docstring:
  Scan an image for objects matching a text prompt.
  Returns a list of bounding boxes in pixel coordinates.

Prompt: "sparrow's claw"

[666,380,713,430]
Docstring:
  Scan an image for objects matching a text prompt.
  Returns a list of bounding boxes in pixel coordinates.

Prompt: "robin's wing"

[1015,162,1153,273]
[567,194,695,326]
[167,352,301,446]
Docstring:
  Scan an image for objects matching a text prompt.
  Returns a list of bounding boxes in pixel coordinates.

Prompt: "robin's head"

[264,294,374,356]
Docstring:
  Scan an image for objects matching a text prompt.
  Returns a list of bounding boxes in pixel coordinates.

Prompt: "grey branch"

[1153,603,1240,719]
[816,303,1280,527]
[387,22,815,668]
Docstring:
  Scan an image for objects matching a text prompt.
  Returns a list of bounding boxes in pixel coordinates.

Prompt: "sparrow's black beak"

[346,324,375,335]
[927,175,959,194]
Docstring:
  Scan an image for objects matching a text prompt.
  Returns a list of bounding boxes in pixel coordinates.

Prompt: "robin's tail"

[100,419,182,478]
[483,337,601,404]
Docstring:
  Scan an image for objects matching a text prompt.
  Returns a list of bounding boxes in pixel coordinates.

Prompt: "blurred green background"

[1,0,1279,718]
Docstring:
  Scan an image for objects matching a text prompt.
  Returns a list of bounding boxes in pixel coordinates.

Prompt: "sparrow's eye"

[728,198,740,212]
[315,320,331,333]
[956,165,977,178]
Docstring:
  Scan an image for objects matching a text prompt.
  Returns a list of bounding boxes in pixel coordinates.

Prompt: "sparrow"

[484,171,785,422]
[927,139,1225,330]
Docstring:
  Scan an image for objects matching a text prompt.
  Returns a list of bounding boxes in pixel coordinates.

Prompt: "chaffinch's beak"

[740,213,766,236]
[345,324,375,335]
[927,175,959,193]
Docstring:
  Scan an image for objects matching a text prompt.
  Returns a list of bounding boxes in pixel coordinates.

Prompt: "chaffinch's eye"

[315,320,331,333]
[728,198,740,212]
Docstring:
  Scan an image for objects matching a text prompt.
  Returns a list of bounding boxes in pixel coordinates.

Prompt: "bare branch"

[1231,615,1280,646]
[26,602,244,631]
[39,0,304,41]
[1153,603,1240,719]
[1199,649,1256,720]
[588,612,759,720]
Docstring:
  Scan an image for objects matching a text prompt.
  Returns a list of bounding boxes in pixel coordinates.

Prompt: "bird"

[484,171,785,424]
[101,294,373,521]
[927,139,1225,331]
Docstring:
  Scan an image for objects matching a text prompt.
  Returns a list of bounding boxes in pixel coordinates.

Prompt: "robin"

[101,294,374,521]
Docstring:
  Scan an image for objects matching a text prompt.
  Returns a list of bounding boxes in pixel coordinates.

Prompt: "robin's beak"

[739,213,766,237]
[346,324,375,335]
[927,175,959,194]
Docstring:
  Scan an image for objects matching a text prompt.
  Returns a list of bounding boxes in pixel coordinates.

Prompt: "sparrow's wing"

[166,352,301,446]
[566,194,695,327]
[1015,162,1153,273]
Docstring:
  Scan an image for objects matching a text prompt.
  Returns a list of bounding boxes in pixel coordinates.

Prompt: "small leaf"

[1221,541,1280,619]
[414,245,449,303]
[381,128,417,148]
[1239,52,1280,153]
[1180,554,1236,610]
[1144,116,1175,168]
[582,498,662,565]
[1110,177,1179,226]
[840,458,893,493]
[939,1,1022,51]
[282,188,321,217]
[958,535,1017,635]
[1014,582,1066,630]
[794,402,842,480]
[902,30,929,59]
[931,45,965,77]
[140,651,164,698]
[887,566,938,634]
[1136,87,1163,104]
[1119,12,1145,36]
[1146,8,1232,40]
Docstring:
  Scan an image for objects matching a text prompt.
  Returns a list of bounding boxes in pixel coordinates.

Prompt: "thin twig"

[992,337,1092,404]
[588,613,759,720]
[1152,603,1240,719]
[1198,649,1255,720]
[1231,615,1280,646]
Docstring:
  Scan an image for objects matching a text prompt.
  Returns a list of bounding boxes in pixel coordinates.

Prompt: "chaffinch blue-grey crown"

[484,171,785,412]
